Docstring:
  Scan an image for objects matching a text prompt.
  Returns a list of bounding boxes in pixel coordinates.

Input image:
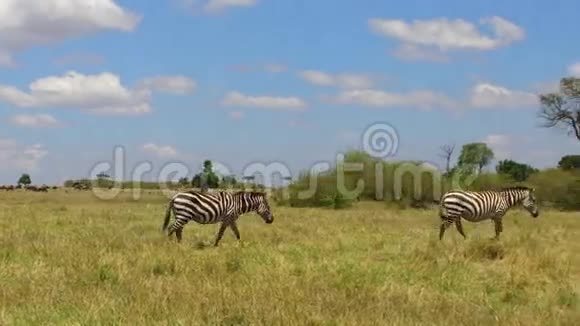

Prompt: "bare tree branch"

[438,143,455,174]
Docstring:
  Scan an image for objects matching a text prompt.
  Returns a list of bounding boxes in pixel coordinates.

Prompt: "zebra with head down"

[438,186,539,240]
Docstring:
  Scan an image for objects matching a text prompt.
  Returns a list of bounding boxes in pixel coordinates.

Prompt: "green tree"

[457,142,495,174]
[558,155,580,170]
[221,175,237,186]
[17,173,31,186]
[191,159,220,190]
[538,77,580,141]
[496,159,539,181]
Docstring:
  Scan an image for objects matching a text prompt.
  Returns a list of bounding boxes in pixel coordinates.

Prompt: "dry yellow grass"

[1,190,579,325]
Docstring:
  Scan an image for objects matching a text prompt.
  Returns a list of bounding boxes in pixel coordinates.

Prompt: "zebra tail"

[161,199,173,232]
[438,200,448,220]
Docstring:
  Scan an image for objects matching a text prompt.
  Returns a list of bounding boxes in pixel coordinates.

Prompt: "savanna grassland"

[1,190,579,325]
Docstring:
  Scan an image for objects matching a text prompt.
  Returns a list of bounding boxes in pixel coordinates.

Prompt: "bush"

[277,150,580,211]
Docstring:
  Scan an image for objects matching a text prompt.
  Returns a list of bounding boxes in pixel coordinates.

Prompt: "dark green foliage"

[17,173,31,186]
[221,175,237,187]
[558,155,580,170]
[496,159,539,181]
[191,160,220,189]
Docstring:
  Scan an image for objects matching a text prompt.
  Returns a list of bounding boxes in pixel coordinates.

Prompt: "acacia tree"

[457,142,494,174]
[18,173,31,187]
[558,155,580,170]
[538,77,580,141]
[496,159,538,181]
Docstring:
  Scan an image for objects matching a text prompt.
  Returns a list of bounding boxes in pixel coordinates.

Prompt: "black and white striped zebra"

[161,190,274,246]
[438,186,539,240]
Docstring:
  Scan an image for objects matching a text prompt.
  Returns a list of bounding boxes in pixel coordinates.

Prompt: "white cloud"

[469,82,538,109]
[0,71,151,115]
[392,44,449,63]
[567,62,580,77]
[0,71,195,116]
[142,143,179,158]
[298,70,374,89]
[204,0,257,13]
[9,114,61,128]
[222,91,307,110]
[0,139,47,172]
[333,89,459,110]
[137,75,197,95]
[369,16,524,52]
[0,0,141,66]
[229,110,245,119]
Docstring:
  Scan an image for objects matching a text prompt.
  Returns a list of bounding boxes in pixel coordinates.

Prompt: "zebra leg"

[492,218,503,239]
[439,218,453,240]
[229,221,241,240]
[167,216,189,242]
[213,222,229,247]
[455,219,466,239]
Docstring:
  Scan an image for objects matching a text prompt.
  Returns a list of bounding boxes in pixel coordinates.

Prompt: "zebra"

[161,190,274,246]
[438,186,539,240]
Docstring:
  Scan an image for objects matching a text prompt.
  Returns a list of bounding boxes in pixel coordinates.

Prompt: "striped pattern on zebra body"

[438,186,539,240]
[161,190,274,246]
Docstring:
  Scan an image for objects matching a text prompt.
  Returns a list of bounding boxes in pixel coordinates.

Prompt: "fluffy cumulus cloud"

[222,91,307,110]
[0,0,141,66]
[142,143,179,158]
[0,139,47,172]
[369,16,524,62]
[0,71,196,115]
[9,114,61,128]
[469,83,538,109]
[298,70,373,89]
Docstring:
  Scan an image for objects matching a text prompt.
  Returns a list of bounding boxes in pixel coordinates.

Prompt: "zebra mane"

[499,186,533,192]
[233,191,266,198]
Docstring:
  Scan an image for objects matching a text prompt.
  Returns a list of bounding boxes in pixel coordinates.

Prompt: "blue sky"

[0,0,579,185]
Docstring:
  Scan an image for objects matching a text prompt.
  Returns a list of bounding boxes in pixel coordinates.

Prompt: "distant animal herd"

[0,181,90,192]
[0,184,55,192]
